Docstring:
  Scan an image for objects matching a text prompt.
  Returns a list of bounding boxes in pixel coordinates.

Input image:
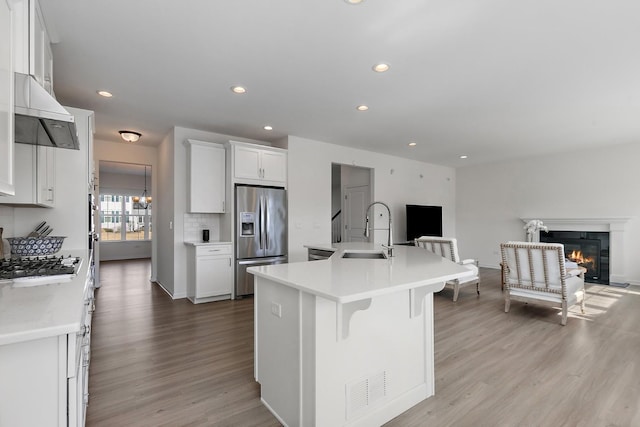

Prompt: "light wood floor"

[88,260,640,426]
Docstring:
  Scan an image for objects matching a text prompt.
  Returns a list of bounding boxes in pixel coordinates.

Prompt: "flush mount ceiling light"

[263,125,273,131]
[408,142,417,147]
[119,130,141,143]
[97,90,113,97]
[231,86,247,94]
[460,155,468,159]
[344,0,364,4]
[356,105,369,111]
[372,63,390,73]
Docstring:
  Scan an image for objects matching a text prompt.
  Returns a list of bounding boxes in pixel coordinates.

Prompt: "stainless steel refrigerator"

[235,184,288,297]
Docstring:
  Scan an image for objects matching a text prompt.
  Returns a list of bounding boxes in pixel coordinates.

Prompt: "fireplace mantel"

[520,217,632,283]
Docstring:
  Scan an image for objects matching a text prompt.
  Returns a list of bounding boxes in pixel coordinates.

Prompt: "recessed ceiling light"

[372,63,390,73]
[408,142,417,147]
[119,130,141,143]
[231,86,247,94]
[460,155,468,159]
[356,105,369,111]
[344,0,364,4]
[97,90,113,98]
[263,125,273,131]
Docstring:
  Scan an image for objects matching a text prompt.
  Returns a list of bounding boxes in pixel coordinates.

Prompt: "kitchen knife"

[27,221,47,237]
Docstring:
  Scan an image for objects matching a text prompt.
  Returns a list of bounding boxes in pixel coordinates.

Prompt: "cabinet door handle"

[229,257,231,267]
[48,188,54,202]
[222,201,225,212]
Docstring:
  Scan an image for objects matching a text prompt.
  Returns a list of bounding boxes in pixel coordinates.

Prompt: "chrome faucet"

[364,201,393,257]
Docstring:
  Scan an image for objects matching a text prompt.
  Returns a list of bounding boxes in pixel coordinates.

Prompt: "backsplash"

[0,206,14,237]
[183,213,221,242]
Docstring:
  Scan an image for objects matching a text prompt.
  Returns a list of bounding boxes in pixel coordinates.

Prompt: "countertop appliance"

[235,184,287,297]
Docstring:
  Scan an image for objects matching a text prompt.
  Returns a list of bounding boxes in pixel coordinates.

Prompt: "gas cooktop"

[0,255,82,283]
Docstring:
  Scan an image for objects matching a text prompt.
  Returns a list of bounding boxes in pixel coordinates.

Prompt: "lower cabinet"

[187,243,233,303]
[0,271,94,427]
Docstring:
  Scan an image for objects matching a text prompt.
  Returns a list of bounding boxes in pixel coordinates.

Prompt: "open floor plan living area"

[87,260,640,426]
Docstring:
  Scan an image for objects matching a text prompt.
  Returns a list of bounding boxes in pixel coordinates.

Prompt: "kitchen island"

[248,243,472,427]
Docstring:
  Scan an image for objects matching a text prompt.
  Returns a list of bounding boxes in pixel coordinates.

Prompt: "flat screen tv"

[406,205,442,241]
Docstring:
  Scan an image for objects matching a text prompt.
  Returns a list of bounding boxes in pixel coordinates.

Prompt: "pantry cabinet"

[231,141,287,186]
[0,142,55,207]
[0,0,15,196]
[187,140,226,213]
[186,243,233,303]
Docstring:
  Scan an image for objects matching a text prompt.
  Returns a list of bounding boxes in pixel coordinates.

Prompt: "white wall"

[456,141,640,284]
[101,240,152,261]
[157,129,175,294]
[94,139,158,276]
[287,136,456,263]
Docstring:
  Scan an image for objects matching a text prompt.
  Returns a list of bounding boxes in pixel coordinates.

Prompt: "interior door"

[344,185,369,242]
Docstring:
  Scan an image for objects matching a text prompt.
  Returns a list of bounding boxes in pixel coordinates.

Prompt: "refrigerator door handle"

[264,198,269,249]
[257,195,263,250]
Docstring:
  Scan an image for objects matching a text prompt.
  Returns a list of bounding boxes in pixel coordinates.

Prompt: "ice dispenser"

[240,212,255,236]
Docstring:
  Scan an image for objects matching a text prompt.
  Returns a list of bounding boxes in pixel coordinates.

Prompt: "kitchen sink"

[341,251,388,259]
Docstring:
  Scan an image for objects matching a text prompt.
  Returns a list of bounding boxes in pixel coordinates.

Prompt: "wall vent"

[345,371,387,419]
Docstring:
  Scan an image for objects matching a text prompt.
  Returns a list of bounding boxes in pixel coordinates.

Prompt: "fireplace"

[540,230,609,284]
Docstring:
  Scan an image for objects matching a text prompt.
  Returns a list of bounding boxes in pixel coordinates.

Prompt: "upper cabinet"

[0,0,15,196]
[230,141,287,186]
[187,140,226,213]
[12,0,54,94]
[0,143,55,207]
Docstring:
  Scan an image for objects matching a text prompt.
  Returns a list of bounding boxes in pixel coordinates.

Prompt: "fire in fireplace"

[540,230,609,285]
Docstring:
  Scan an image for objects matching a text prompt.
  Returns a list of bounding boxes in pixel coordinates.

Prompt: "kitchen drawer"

[196,244,232,257]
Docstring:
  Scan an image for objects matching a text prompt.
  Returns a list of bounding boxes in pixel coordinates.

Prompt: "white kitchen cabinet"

[0,0,15,196]
[187,243,233,303]
[0,262,95,427]
[0,142,55,207]
[187,139,226,213]
[12,0,54,93]
[231,142,287,186]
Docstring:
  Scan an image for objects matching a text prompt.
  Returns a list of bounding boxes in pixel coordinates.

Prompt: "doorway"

[331,163,373,243]
[97,161,153,263]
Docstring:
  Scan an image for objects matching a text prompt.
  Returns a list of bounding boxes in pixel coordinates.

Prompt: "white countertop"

[0,251,90,346]
[249,243,473,303]
[184,241,232,246]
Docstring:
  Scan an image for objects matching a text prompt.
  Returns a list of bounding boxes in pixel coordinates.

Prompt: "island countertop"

[248,243,473,303]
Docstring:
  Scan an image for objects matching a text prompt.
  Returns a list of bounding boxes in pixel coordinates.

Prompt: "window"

[99,194,152,241]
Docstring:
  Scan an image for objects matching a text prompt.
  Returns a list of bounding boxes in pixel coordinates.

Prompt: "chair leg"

[453,284,460,302]
[504,294,510,313]
[561,301,568,326]
[581,294,586,314]
[476,280,480,295]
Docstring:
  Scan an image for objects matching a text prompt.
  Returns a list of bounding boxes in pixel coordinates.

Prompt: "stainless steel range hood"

[14,73,79,150]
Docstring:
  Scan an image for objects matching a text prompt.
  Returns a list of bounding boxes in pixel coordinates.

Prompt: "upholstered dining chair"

[500,242,585,325]
[414,236,480,301]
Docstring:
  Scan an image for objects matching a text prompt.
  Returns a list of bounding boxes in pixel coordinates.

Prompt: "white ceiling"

[39,0,640,167]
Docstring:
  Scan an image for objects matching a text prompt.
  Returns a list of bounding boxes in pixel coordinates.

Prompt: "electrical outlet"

[271,302,282,318]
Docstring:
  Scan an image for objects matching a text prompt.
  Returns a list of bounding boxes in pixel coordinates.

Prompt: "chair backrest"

[414,236,460,263]
[500,242,567,294]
